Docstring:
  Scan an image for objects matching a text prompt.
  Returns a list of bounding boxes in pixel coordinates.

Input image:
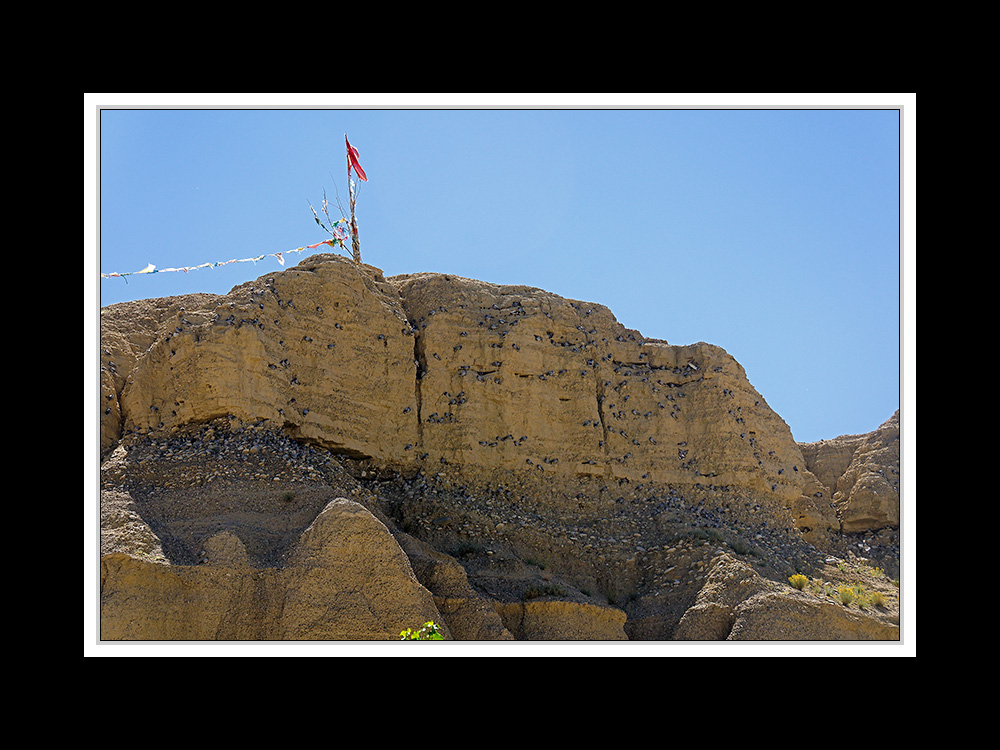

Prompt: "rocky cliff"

[98,253,902,642]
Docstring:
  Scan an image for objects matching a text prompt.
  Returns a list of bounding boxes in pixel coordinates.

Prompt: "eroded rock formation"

[97,254,901,642]
[799,411,901,534]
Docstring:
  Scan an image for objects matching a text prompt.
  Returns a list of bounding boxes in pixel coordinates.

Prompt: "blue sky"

[89,95,912,445]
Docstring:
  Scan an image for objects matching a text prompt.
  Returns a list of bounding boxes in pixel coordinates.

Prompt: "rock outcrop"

[799,411,901,534]
[97,253,901,642]
[100,444,445,640]
[106,257,418,463]
[674,553,899,640]
[105,256,810,503]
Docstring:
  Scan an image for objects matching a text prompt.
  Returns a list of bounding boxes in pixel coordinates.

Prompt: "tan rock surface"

[727,590,899,641]
[99,426,432,640]
[390,270,805,505]
[395,532,514,640]
[100,293,226,453]
[833,411,901,533]
[494,599,628,641]
[675,553,899,641]
[99,493,446,641]
[799,411,900,534]
[104,256,810,513]
[116,256,420,464]
[278,498,443,640]
[674,553,776,640]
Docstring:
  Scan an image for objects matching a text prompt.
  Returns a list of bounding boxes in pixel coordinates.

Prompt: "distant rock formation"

[98,254,900,642]
[798,411,900,534]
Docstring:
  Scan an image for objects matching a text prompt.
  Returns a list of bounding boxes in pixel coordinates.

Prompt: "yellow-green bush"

[400,621,444,640]
[788,574,808,590]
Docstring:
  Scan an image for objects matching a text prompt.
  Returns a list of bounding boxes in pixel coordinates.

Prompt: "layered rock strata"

[104,254,819,522]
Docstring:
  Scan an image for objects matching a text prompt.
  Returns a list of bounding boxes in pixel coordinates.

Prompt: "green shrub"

[788,573,808,590]
[400,621,444,640]
[836,586,855,605]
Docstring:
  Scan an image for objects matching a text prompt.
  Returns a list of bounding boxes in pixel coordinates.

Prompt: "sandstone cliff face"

[392,270,803,501]
[101,293,226,454]
[798,411,901,535]
[106,254,812,515]
[98,254,901,642]
[112,257,419,463]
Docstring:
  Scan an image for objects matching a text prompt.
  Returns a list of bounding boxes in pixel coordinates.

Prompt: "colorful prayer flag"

[346,135,368,182]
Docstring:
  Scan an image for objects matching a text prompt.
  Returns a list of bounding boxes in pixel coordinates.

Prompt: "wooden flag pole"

[347,135,361,264]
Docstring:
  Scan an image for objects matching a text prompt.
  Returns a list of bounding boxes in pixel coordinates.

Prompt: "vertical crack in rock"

[595,369,610,469]
[410,313,426,452]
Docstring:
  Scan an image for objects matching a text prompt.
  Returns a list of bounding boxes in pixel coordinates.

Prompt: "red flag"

[346,135,368,182]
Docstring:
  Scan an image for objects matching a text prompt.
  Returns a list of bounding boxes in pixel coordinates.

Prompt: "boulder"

[278,498,443,640]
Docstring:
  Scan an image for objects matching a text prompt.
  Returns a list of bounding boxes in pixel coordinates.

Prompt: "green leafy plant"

[836,586,855,606]
[788,573,808,590]
[399,621,444,640]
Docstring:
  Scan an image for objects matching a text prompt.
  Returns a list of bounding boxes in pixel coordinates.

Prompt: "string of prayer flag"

[101,234,347,281]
